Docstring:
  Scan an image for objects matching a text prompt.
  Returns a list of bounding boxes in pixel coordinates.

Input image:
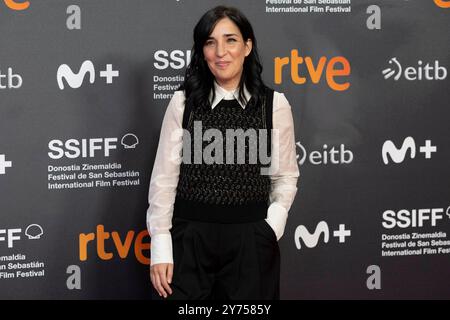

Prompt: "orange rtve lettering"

[304,56,327,84]
[96,225,113,260]
[134,230,150,265]
[274,49,350,91]
[434,0,450,8]
[4,0,30,10]
[326,56,351,91]
[79,231,95,261]
[79,225,150,264]
[112,230,135,259]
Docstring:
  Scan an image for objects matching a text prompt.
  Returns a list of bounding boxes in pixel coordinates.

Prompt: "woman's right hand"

[150,263,173,298]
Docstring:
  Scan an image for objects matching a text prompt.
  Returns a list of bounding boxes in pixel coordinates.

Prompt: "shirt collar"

[209,80,251,110]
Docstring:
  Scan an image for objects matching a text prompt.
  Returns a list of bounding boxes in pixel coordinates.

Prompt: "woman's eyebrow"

[207,33,239,40]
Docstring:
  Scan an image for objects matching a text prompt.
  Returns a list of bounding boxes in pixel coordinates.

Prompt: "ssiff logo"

[382,207,448,229]
[48,134,138,160]
[3,0,29,10]
[0,224,44,248]
[154,50,192,70]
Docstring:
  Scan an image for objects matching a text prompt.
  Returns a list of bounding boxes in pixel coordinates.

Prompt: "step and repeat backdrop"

[0,0,449,299]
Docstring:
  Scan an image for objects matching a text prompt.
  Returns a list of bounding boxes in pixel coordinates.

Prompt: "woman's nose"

[216,41,226,57]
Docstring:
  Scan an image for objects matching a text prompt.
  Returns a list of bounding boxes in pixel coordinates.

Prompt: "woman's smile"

[215,61,231,69]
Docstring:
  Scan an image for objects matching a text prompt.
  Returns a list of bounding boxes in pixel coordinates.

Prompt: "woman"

[146,5,299,300]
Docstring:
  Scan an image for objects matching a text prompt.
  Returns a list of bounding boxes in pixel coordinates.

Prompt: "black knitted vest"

[173,87,274,223]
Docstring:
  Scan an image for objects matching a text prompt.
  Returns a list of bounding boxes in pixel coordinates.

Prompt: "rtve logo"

[48,134,139,160]
[3,0,29,10]
[296,141,353,165]
[154,50,192,70]
[57,60,119,89]
[274,49,351,91]
[382,57,447,81]
[79,225,150,265]
[434,0,450,8]
[0,68,23,89]
[382,137,437,165]
[294,221,351,249]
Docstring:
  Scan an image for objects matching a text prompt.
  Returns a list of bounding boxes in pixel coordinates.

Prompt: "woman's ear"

[245,39,253,57]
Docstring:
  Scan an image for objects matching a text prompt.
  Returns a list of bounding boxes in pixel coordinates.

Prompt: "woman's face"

[203,17,252,90]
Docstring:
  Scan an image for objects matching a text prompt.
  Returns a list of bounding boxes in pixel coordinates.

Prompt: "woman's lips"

[216,62,230,68]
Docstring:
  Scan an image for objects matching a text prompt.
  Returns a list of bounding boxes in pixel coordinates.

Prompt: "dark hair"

[179,5,267,110]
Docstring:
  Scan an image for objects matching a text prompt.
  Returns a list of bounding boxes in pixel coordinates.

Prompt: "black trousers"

[152,217,280,300]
